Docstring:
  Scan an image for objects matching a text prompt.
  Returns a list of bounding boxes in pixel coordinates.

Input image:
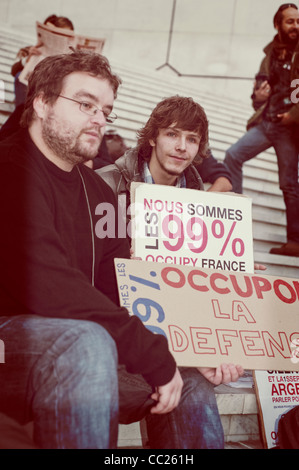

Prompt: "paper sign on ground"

[254,370,299,448]
[19,21,105,85]
[130,182,254,273]
[115,258,299,371]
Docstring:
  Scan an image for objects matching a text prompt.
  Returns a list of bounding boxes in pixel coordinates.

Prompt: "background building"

[0,0,290,101]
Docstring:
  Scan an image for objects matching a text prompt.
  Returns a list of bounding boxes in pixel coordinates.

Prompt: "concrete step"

[253,221,286,245]
[246,189,285,211]
[112,60,252,115]
[252,205,286,227]
[254,251,299,278]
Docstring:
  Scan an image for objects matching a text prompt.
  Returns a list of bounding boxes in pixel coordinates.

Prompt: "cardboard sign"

[130,182,254,273]
[115,258,299,371]
[254,370,299,448]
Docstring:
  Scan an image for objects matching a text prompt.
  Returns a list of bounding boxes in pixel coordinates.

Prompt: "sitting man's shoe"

[270,241,299,257]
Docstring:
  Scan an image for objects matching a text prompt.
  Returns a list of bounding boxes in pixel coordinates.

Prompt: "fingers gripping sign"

[198,364,244,386]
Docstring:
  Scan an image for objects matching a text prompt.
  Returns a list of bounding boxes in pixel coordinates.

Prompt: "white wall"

[0,0,295,102]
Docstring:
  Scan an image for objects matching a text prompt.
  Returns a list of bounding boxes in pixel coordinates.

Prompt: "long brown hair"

[137,95,209,163]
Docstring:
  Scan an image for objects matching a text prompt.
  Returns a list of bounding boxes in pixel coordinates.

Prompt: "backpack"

[277,406,299,449]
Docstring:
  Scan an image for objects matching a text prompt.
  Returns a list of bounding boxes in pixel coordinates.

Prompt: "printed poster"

[130,182,254,273]
[254,370,299,448]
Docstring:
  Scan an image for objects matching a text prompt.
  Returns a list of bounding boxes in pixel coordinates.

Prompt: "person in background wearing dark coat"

[0,50,187,449]
[224,4,299,257]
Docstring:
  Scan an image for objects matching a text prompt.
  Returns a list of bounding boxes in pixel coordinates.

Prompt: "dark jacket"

[0,130,176,387]
[196,149,232,185]
[97,147,205,198]
[247,36,299,130]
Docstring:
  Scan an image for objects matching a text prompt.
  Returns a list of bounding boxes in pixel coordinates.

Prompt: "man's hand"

[254,80,271,102]
[198,364,244,386]
[150,367,183,414]
[27,45,43,62]
[277,112,294,125]
[129,248,142,260]
[254,263,267,271]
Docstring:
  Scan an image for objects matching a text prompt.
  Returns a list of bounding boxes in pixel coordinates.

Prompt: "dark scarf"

[272,34,297,60]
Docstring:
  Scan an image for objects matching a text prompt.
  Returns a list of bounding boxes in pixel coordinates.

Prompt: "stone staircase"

[1,27,298,450]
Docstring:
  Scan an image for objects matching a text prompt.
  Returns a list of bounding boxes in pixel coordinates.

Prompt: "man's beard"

[42,115,101,166]
[280,27,299,46]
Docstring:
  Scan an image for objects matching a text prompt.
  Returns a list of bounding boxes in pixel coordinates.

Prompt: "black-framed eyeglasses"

[57,95,117,123]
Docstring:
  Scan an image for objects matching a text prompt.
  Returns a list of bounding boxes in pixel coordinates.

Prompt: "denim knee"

[30,320,119,448]
[179,367,216,405]
[61,320,117,365]
[31,319,118,390]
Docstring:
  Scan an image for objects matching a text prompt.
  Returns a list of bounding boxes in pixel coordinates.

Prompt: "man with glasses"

[0,51,186,449]
[0,50,243,450]
[224,3,299,257]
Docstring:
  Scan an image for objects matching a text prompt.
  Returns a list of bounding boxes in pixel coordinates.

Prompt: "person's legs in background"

[14,73,27,108]
[224,122,272,194]
[268,122,299,255]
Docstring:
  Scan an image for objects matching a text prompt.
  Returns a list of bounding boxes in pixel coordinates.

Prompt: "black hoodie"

[0,129,176,387]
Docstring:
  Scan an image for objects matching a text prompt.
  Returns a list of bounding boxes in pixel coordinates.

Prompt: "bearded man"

[0,51,184,449]
[224,3,299,257]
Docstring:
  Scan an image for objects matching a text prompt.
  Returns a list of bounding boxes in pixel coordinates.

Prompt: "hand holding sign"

[150,367,183,414]
[198,364,244,385]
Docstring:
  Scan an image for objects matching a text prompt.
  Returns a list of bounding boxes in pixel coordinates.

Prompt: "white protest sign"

[130,183,254,273]
[115,258,299,371]
[254,370,299,448]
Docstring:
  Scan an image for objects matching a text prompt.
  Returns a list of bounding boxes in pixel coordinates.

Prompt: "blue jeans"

[0,316,118,449]
[224,120,299,243]
[118,365,224,449]
[0,316,223,449]
[14,72,27,108]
